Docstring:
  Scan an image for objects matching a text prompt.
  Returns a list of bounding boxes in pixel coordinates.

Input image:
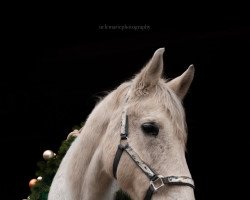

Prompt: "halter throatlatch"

[112,90,195,200]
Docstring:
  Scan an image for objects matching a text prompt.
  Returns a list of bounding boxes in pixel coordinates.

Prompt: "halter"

[112,90,195,200]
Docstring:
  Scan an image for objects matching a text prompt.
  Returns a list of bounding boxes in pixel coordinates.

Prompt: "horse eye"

[141,122,159,136]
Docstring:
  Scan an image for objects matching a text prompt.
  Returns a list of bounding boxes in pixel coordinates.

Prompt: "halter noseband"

[112,91,195,200]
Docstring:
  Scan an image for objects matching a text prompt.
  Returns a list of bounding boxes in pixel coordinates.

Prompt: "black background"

[1,17,250,199]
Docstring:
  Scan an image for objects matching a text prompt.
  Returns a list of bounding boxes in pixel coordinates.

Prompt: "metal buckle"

[150,175,164,192]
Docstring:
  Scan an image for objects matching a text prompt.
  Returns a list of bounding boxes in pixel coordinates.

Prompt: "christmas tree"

[25,129,131,200]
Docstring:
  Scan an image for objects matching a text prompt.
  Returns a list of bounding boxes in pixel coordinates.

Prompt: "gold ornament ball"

[43,150,55,160]
[29,179,37,188]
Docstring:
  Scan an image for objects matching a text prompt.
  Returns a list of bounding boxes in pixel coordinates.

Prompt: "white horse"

[48,48,195,200]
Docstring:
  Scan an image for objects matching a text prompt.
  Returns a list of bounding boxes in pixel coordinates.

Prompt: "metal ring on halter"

[150,175,165,192]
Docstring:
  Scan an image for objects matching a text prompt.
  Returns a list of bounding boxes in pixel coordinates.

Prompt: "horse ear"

[167,64,195,99]
[132,48,164,95]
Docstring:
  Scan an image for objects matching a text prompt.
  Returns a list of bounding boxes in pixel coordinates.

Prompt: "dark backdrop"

[1,21,249,199]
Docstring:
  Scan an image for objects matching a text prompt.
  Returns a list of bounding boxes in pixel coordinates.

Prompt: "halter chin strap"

[112,91,195,200]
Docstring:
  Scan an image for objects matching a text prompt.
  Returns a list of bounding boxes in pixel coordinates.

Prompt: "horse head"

[49,47,195,200]
[102,48,195,199]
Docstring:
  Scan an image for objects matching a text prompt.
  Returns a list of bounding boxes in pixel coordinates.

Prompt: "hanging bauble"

[29,179,37,188]
[42,150,55,160]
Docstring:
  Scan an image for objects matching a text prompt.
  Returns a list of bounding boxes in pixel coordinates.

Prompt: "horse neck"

[65,91,121,199]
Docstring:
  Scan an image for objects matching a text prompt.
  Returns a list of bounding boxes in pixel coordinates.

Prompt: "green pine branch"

[28,134,131,200]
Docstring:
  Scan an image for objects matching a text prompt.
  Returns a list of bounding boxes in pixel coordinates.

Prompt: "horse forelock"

[113,79,188,145]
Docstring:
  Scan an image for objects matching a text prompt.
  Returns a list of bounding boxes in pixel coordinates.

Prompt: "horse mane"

[158,79,187,145]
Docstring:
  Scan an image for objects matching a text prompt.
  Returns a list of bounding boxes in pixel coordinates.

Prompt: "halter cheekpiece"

[112,89,195,200]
